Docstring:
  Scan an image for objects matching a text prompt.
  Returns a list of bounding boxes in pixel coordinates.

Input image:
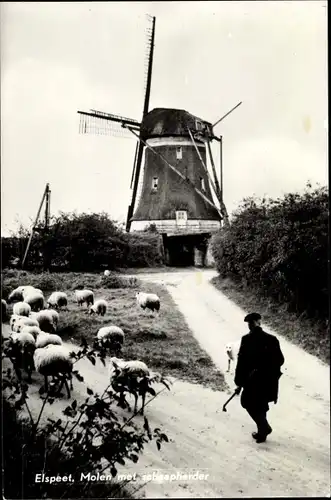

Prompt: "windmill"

[77,15,241,266]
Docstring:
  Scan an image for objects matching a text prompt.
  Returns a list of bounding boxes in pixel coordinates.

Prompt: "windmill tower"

[77,15,241,267]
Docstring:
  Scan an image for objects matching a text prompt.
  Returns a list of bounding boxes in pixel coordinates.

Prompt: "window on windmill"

[152,177,158,190]
[176,210,187,224]
[196,120,204,131]
[200,177,205,191]
[176,146,183,160]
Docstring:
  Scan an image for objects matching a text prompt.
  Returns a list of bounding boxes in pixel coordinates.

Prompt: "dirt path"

[3,270,330,498]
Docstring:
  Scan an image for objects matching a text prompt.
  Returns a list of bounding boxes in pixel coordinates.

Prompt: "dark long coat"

[234,327,285,404]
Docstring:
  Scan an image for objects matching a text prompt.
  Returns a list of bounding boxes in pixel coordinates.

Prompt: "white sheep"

[9,331,36,382]
[96,326,124,350]
[136,292,160,313]
[75,289,94,307]
[225,340,241,372]
[20,325,42,340]
[47,309,60,327]
[36,309,59,329]
[22,287,43,300]
[13,301,31,317]
[109,357,150,414]
[8,286,36,302]
[47,291,68,310]
[10,314,23,329]
[2,299,8,321]
[10,330,36,346]
[104,270,111,277]
[89,299,107,316]
[36,332,63,349]
[33,345,73,398]
[13,316,40,333]
[24,292,45,312]
[33,310,57,333]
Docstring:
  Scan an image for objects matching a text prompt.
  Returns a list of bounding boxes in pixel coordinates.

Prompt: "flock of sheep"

[2,282,162,414]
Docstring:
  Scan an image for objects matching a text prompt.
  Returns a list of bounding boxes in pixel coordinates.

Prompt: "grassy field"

[2,269,227,392]
[211,276,330,365]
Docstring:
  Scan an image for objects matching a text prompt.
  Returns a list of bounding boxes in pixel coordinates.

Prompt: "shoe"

[255,433,267,443]
[252,425,272,443]
[252,425,272,438]
[266,424,272,435]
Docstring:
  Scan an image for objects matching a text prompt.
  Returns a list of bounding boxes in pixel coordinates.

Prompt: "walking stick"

[222,390,238,412]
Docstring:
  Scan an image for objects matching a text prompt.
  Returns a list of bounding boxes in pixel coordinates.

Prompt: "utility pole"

[22,183,51,270]
[44,183,51,231]
[43,184,51,271]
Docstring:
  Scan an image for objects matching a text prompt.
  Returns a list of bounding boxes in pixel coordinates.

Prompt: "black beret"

[244,312,261,322]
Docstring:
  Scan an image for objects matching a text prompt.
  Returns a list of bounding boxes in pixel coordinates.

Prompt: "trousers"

[241,389,270,434]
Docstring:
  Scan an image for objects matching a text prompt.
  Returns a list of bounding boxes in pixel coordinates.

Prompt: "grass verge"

[211,276,329,365]
[2,270,227,392]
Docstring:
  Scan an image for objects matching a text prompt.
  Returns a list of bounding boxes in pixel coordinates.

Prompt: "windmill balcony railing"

[131,220,222,235]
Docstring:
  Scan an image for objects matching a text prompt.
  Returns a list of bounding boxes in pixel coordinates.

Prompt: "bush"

[2,337,171,499]
[124,232,164,268]
[2,212,164,272]
[211,184,328,321]
[2,396,132,499]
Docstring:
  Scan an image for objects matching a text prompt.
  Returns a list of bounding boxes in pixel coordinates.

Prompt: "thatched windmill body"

[78,15,241,266]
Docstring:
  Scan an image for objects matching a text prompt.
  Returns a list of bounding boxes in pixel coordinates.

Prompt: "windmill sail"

[142,14,156,116]
[78,110,140,138]
[126,15,156,231]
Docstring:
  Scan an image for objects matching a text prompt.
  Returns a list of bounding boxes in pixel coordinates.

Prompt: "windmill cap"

[244,312,261,323]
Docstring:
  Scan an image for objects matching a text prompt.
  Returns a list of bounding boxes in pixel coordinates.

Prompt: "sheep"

[22,287,43,300]
[8,331,36,382]
[109,357,150,414]
[104,270,111,277]
[20,325,42,340]
[11,314,37,330]
[89,299,107,316]
[225,340,241,372]
[36,332,62,349]
[24,292,45,312]
[10,330,36,345]
[34,309,58,333]
[96,326,124,351]
[13,316,40,333]
[28,310,55,333]
[13,301,31,317]
[8,285,36,302]
[47,309,60,328]
[136,292,160,313]
[75,289,94,307]
[47,291,68,310]
[10,314,23,329]
[33,345,73,398]
[2,299,8,321]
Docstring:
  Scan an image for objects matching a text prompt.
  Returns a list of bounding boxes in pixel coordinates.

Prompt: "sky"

[1,1,328,235]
